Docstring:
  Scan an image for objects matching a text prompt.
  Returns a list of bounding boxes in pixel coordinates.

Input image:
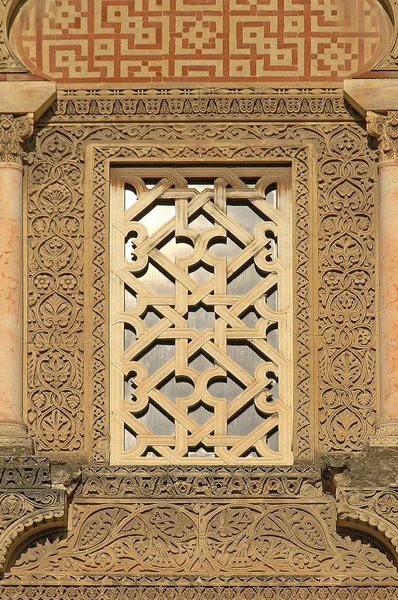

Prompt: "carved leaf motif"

[38,294,73,328]
[40,409,73,444]
[78,508,130,551]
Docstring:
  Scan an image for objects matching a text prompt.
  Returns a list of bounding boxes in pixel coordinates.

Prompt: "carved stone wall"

[24,89,378,460]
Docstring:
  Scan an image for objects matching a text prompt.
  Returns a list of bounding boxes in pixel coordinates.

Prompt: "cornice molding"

[41,88,358,123]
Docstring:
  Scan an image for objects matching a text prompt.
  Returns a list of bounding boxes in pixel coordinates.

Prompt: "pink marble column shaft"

[379,161,398,425]
[0,163,23,422]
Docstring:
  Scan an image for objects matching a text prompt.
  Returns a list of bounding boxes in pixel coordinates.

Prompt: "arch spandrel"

[0,0,393,82]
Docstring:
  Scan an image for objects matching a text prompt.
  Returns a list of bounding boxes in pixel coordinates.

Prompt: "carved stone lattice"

[26,91,377,458]
[110,167,293,464]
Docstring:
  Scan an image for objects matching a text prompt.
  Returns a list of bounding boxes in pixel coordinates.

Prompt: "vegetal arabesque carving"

[26,96,377,457]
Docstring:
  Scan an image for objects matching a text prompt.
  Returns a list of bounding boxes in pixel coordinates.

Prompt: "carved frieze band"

[2,585,398,600]
[7,487,396,580]
[26,107,378,457]
[367,110,398,162]
[0,113,33,163]
[47,89,357,122]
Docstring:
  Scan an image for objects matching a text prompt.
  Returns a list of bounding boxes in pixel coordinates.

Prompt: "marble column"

[368,111,398,445]
[0,113,34,454]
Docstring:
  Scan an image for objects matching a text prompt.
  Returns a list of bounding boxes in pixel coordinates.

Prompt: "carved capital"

[367,110,398,163]
[0,113,34,164]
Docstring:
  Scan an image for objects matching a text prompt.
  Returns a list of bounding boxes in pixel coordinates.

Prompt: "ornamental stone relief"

[1,462,398,595]
[0,113,33,163]
[25,90,378,459]
[9,500,396,577]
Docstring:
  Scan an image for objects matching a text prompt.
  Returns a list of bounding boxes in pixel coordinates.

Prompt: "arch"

[0,488,66,574]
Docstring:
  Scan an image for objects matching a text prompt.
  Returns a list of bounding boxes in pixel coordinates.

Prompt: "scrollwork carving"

[27,92,378,456]
[9,499,395,578]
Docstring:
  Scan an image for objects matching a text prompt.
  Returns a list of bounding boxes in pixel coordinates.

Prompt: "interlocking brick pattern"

[10,0,384,82]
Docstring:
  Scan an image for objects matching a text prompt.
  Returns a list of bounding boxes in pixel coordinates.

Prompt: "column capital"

[367,110,398,164]
[0,113,34,165]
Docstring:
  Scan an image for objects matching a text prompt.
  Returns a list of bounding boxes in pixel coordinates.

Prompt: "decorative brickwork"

[10,0,386,83]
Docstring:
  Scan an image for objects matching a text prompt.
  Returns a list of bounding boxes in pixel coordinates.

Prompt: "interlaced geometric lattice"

[110,167,293,464]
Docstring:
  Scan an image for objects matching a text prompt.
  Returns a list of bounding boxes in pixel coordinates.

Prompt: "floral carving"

[0,113,33,163]
[27,129,84,452]
[10,500,395,578]
[26,92,378,456]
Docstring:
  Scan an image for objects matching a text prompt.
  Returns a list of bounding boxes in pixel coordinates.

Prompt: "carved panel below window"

[110,167,293,464]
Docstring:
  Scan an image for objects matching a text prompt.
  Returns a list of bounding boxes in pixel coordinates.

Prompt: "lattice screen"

[110,167,293,464]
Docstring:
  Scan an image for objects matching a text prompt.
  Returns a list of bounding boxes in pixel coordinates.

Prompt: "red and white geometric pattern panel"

[10,0,386,83]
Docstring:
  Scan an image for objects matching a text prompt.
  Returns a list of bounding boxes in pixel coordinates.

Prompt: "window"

[110,166,293,464]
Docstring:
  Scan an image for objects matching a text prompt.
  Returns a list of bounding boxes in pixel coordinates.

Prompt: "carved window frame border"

[84,140,317,463]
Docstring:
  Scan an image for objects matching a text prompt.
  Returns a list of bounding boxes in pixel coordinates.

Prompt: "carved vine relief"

[25,100,377,459]
[10,500,395,577]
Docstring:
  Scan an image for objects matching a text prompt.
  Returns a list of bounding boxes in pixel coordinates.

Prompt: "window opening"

[110,167,293,464]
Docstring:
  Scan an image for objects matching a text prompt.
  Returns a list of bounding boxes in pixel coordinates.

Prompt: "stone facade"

[0,1,398,598]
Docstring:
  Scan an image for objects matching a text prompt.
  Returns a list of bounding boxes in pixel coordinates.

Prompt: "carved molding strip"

[2,584,398,599]
[80,465,322,498]
[45,89,358,122]
[0,458,50,487]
